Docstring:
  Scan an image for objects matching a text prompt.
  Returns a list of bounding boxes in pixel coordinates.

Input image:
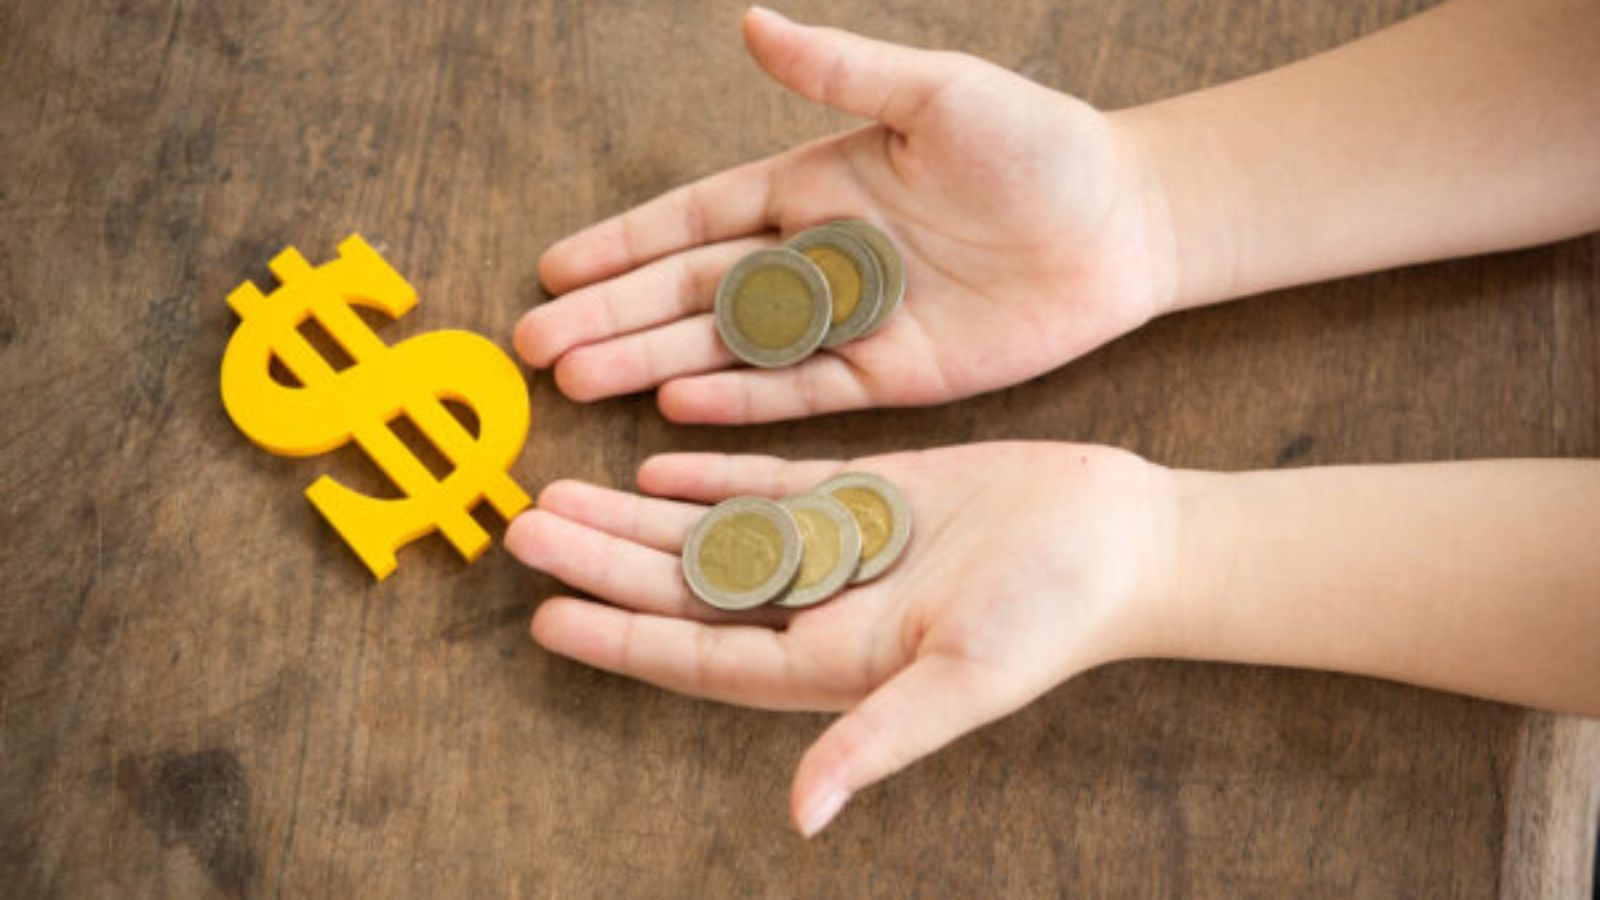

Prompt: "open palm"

[515,8,1171,423]
[505,443,1170,834]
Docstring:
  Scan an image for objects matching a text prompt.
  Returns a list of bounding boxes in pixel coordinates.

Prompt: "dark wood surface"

[3,0,1597,897]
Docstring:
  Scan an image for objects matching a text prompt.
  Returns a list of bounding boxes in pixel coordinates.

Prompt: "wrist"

[1108,102,1244,314]
[1095,453,1195,665]
[1127,466,1247,662]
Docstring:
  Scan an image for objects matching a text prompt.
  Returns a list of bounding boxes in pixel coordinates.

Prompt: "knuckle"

[677,186,708,245]
[691,627,720,690]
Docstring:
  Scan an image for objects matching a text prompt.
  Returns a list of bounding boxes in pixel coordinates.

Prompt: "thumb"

[789,654,1017,837]
[742,6,959,129]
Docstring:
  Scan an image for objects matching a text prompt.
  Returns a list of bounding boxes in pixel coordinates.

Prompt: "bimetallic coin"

[714,248,831,368]
[775,493,863,609]
[832,220,904,337]
[815,472,912,584]
[788,224,883,348]
[682,497,802,610]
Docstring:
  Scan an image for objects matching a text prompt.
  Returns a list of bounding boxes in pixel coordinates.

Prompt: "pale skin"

[506,1,1600,836]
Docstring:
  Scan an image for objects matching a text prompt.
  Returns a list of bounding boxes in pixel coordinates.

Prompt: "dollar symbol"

[220,235,532,580]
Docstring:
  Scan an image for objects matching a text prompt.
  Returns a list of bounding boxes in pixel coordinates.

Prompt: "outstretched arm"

[508,447,1600,836]
[1122,0,1600,311]
[518,2,1600,423]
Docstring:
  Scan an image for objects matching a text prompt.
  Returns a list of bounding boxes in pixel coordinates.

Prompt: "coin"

[831,220,904,337]
[682,497,803,610]
[714,248,831,368]
[775,492,863,608]
[788,224,883,348]
[815,472,912,583]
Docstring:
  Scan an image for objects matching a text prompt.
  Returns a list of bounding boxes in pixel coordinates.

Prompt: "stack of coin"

[682,472,913,611]
[714,220,905,368]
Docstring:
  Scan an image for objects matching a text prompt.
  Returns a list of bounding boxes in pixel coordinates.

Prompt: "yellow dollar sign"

[220,234,531,580]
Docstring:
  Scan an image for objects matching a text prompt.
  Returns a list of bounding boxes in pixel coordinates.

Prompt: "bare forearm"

[1116,0,1600,311]
[1147,460,1600,716]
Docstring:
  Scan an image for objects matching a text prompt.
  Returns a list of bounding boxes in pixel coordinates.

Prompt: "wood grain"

[1,0,1596,897]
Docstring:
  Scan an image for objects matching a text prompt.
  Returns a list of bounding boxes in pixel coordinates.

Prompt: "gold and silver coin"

[682,497,802,610]
[788,224,883,348]
[815,472,912,584]
[713,248,831,368]
[712,220,904,366]
[832,220,905,337]
[775,492,863,609]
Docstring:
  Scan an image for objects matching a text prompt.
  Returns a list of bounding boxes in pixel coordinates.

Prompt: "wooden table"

[3,0,1596,896]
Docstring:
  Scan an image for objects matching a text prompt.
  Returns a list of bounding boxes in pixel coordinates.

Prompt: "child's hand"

[504,443,1177,835]
[516,8,1174,424]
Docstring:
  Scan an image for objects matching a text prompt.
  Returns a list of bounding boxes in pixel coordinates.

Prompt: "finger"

[504,509,691,615]
[637,453,846,503]
[553,314,734,402]
[516,237,771,369]
[535,479,703,553]
[743,6,961,130]
[790,656,1014,837]
[540,159,778,294]
[658,354,876,424]
[505,509,786,626]
[531,597,846,710]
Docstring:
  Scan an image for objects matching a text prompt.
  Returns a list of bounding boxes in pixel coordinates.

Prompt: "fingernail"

[799,788,851,838]
[747,6,790,24]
